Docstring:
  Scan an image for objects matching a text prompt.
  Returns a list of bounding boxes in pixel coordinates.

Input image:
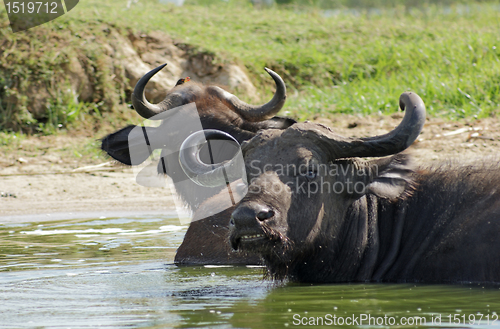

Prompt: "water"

[1,215,500,328]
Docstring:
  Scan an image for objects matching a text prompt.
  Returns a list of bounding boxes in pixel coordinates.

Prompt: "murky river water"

[1,214,499,328]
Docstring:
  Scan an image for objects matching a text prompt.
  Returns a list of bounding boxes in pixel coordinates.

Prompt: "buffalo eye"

[306,170,317,179]
[301,168,317,179]
[300,169,318,179]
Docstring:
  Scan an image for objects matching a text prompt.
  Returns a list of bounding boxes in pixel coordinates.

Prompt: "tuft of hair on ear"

[390,153,419,199]
[366,152,418,201]
[100,125,137,165]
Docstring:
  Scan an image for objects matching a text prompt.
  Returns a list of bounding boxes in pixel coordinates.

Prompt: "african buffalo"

[179,92,500,283]
[101,64,294,265]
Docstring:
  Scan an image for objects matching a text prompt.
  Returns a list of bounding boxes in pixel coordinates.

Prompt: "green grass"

[0,14,131,133]
[0,131,25,151]
[1,0,500,134]
[79,0,500,119]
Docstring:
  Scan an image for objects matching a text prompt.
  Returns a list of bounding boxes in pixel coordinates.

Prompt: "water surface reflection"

[1,216,499,328]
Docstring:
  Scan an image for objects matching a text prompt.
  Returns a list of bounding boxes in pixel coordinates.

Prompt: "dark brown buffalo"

[101,64,294,265]
[180,92,500,283]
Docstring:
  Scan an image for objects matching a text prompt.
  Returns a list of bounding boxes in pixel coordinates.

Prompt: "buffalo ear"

[251,116,296,130]
[266,116,297,129]
[365,153,415,200]
[101,125,155,166]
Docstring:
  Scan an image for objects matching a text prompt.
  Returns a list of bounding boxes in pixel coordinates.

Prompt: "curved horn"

[131,64,170,119]
[294,92,425,159]
[338,92,426,158]
[179,129,245,187]
[207,68,287,122]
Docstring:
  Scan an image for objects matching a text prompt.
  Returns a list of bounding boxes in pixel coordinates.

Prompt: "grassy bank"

[0,13,136,134]
[1,0,500,134]
[85,0,500,120]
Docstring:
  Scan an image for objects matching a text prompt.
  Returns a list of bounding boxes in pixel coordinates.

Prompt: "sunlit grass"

[71,0,500,119]
[1,0,499,134]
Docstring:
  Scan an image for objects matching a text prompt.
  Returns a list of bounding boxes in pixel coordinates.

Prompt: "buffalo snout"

[229,202,275,251]
[231,202,275,227]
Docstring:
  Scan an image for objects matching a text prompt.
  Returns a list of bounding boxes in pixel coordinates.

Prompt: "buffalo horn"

[179,129,245,187]
[334,92,426,158]
[207,68,287,122]
[131,64,171,119]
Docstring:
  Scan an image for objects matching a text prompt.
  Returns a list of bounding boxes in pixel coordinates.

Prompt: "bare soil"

[0,135,176,223]
[2,115,500,223]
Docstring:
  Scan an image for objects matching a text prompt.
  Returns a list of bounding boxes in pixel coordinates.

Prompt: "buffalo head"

[179,92,425,280]
[101,64,294,210]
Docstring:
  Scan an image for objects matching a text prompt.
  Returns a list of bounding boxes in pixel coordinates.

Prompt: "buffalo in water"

[101,64,294,265]
[180,92,500,283]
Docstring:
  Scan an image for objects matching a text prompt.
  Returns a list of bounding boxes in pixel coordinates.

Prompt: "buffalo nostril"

[257,209,274,221]
[229,217,235,226]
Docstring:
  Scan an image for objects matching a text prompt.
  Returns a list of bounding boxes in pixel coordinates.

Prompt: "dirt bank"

[2,115,500,223]
[0,134,177,223]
